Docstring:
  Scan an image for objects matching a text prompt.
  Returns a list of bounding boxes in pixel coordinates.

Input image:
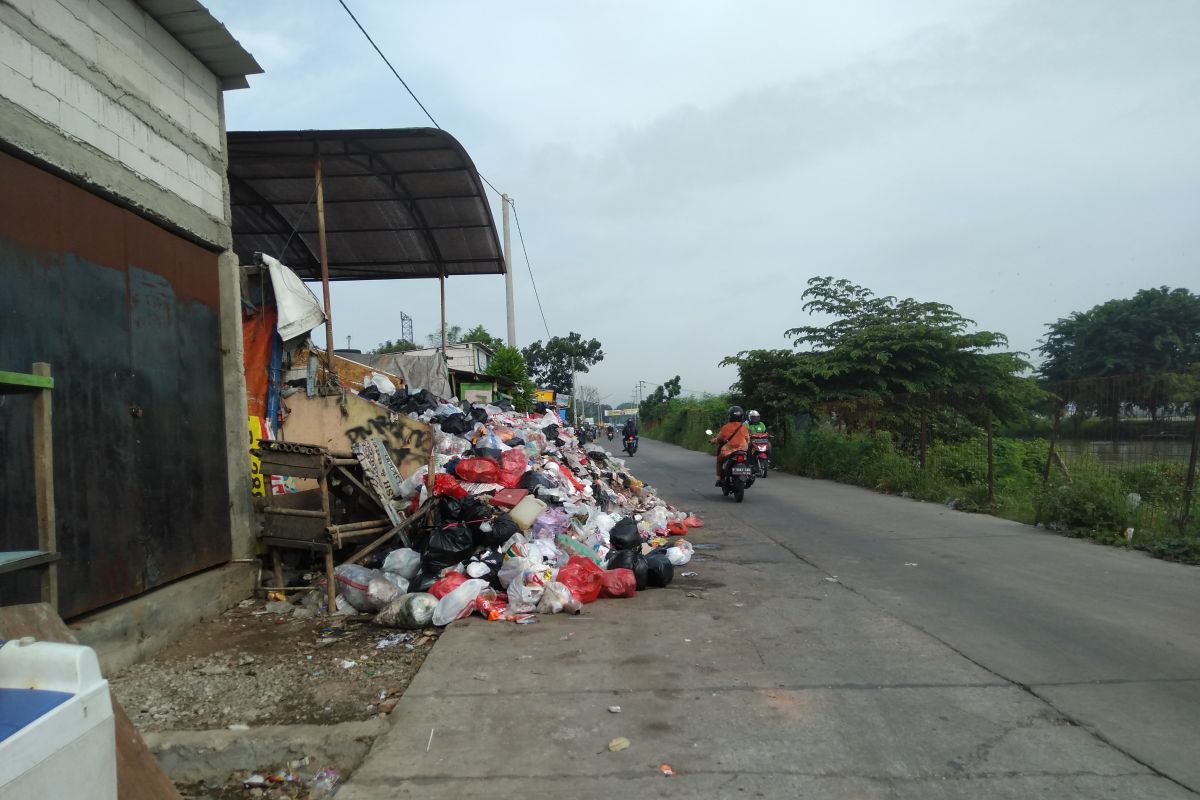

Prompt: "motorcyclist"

[622,419,637,440]
[747,409,770,467]
[606,423,615,439]
[710,406,750,486]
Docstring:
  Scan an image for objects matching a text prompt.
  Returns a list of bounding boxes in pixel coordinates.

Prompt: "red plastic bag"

[456,457,501,484]
[600,568,637,598]
[554,462,585,492]
[557,556,603,604]
[666,521,688,536]
[683,515,705,528]
[429,572,468,599]
[498,448,528,489]
[433,472,468,499]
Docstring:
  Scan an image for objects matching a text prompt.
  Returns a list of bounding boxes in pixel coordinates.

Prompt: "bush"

[1034,463,1126,531]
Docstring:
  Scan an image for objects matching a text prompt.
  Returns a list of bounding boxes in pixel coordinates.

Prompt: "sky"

[209,0,1200,406]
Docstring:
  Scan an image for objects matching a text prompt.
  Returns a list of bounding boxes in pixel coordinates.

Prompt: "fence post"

[1181,397,1200,534]
[919,407,927,471]
[1043,403,1062,485]
[985,411,995,505]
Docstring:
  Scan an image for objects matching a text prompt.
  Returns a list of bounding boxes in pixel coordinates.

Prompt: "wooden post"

[324,550,337,612]
[313,143,335,375]
[985,411,995,506]
[32,363,57,611]
[1180,398,1200,533]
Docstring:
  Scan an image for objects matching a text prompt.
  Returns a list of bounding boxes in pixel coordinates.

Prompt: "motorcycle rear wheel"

[734,486,745,502]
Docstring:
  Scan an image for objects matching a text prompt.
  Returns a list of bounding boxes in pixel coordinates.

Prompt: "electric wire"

[335,0,555,342]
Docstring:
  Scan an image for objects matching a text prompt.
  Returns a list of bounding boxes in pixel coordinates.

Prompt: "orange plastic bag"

[430,572,467,599]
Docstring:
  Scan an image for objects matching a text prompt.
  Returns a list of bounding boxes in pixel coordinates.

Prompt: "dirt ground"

[110,597,440,798]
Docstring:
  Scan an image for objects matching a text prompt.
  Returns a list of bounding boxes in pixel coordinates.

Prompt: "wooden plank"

[0,603,184,800]
[0,368,55,391]
[32,362,57,611]
[332,465,384,510]
[262,514,328,541]
[0,550,59,575]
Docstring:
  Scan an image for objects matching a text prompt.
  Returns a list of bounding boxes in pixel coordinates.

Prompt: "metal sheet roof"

[227,129,505,281]
[136,0,263,89]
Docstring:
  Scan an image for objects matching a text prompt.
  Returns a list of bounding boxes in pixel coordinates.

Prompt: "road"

[340,436,1200,799]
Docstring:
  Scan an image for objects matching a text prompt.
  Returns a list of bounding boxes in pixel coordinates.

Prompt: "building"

[0,0,261,669]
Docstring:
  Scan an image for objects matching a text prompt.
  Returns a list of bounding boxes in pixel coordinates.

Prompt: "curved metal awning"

[227,128,504,280]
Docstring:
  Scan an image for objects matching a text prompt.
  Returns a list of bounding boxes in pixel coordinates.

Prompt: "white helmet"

[748,410,761,421]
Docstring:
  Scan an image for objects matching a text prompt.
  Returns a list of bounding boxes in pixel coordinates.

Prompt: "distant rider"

[710,406,750,486]
[747,409,770,467]
[622,418,638,441]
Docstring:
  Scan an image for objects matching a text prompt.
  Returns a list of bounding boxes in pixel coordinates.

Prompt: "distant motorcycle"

[707,429,754,502]
[750,432,770,477]
[623,434,639,456]
[607,429,615,441]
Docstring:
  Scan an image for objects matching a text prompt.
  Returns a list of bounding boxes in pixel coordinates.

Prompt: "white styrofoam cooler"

[0,638,116,800]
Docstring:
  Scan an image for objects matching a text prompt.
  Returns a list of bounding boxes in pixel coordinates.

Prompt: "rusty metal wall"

[0,151,231,618]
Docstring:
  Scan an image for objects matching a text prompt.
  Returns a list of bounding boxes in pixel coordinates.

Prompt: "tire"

[734,486,745,503]
[760,460,769,478]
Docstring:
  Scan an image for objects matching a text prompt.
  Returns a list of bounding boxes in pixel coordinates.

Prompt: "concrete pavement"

[338,437,1198,799]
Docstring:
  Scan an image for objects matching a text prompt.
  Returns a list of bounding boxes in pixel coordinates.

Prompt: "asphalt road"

[341,436,1199,799]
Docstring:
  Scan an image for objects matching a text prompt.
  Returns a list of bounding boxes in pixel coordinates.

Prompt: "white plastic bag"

[382,547,422,581]
[666,540,694,566]
[432,578,489,626]
[507,577,545,613]
[381,572,411,593]
[536,581,581,615]
[334,564,382,612]
[397,466,429,500]
[367,372,397,396]
[367,576,403,610]
[498,554,541,588]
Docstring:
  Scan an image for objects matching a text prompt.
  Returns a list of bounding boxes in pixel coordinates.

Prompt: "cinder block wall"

[0,0,256,589]
[0,0,230,248]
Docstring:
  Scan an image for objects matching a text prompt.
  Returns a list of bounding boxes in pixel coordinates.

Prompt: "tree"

[373,339,418,354]
[722,277,1039,433]
[638,376,682,421]
[460,324,505,350]
[425,325,463,347]
[1037,288,1200,380]
[522,332,604,394]
[487,346,537,411]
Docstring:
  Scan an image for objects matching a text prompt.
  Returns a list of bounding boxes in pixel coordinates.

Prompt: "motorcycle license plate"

[731,464,752,476]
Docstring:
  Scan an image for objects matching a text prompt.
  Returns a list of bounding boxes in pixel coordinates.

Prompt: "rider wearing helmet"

[747,409,770,467]
[709,406,750,485]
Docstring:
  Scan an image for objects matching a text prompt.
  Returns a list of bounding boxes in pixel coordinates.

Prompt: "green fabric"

[747,421,767,434]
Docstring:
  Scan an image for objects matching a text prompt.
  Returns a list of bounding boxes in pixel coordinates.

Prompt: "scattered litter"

[374,633,412,650]
[243,774,267,787]
[339,660,358,669]
[904,562,918,567]
[426,727,436,753]
[608,736,631,752]
[227,723,249,731]
[824,577,839,583]
[608,705,622,713]
[659,763,676,776]
[681,571,699,578]
[686,592,702,599]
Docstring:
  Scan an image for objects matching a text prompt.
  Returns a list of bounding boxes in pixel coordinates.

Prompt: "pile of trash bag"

[331,393,704,627]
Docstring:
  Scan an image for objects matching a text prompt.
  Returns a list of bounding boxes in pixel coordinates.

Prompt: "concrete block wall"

[0,0,230,247]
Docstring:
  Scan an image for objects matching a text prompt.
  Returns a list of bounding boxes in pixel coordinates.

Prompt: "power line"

[334,0,555,343]
[335,0,440,129]
[510,200,552,339]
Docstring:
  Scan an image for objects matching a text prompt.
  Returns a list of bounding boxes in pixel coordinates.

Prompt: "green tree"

[426,325,464,347]
[488,346,537,411]
[460,324,505,350]
[373,339,418,354]
[522,332,605,394]
[1037,288,1200,379]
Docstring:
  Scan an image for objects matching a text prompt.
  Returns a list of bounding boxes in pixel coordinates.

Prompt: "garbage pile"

[329,394,705,627]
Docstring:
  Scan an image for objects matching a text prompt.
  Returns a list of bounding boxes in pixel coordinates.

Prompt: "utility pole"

[502,194,516,348]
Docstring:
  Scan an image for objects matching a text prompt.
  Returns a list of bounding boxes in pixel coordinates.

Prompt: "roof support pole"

[440,271,447,355]
[313,143,335,374]
[502,194,516,347]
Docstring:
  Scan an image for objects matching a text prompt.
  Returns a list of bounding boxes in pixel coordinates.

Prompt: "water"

[1054,439,1195,467]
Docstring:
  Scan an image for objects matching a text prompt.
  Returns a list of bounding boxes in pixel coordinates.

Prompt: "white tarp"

[262,253,326,342]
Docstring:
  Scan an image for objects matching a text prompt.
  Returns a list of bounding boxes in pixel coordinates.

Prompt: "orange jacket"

[712,421,750,458]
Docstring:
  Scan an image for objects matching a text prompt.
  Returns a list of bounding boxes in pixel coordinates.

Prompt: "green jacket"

[747,421,767,434]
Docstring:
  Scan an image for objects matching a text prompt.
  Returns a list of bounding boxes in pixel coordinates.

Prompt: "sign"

[459,381,494,404]
[534,389,555,403]
[557,393,572,407]
[606,409,637,418]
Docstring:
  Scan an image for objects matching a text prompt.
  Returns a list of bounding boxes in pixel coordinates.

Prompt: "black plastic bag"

[410,571,439,593]
[471,447,504,464]
[441,413,473,436]
[609,517,641,551]
[358,385,382,402]
[463,548,503,588]
[423,523,474,572]
[507,437,525,448]
[468,406,489,424]
[606,548,648,590]
[440,496,489,522]
[542,423,560,439]
[475,513,518,548]
[645,548,674,588]
[519,470,557,493]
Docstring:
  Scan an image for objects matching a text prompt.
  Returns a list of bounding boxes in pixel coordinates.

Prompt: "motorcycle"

[623,434,638,456]
[750,432,770,477]
[707,429,754,502]
[607,428,614,441]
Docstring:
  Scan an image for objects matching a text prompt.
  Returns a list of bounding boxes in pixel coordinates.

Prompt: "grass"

[644,402,1199,565]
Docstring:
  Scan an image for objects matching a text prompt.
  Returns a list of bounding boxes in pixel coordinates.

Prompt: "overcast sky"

[209,0,1200,405]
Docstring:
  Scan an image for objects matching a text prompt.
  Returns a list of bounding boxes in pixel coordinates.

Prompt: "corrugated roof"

[136,0,263,89]
[227,128,505,280]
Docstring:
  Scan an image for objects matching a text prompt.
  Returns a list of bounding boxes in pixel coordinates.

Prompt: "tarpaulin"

[262,253,325,342]
[370,352,453,399]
